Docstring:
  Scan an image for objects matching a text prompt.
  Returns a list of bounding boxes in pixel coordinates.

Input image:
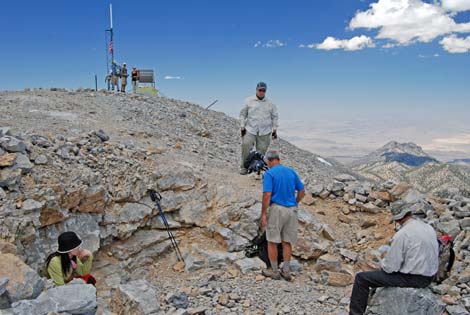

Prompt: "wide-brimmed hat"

[57,231,82,253]
[390,201,413,221]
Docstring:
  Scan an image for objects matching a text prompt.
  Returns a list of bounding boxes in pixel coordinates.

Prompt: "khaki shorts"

[266,204,298,245]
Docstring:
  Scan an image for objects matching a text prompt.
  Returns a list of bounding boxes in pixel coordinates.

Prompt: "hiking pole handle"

[149,189,162,202]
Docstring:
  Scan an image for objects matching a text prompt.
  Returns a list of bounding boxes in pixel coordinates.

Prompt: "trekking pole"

[149,190,185,262]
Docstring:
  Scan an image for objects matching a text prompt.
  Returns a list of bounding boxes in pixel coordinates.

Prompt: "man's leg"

[263,205,282,280]
[280,206,298,281]
[256,133,271,155]
[241,132,256,170]
[349,270,433,315]
[268,242,279,271]
[281,241,292,279]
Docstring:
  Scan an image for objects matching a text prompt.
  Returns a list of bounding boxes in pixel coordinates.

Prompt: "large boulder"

[0,254,44,307]
[111,280,160,315]
[10,279,96,315]
[365,287,445,315]
[210,226,249,252]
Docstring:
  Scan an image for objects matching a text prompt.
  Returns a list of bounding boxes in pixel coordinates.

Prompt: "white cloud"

[254,39,286,48]
[440,35,470,53]
[314,35,375,51]
[382,42,397,49]
[164,75,184,80]
[441,0,470,12]
[349,0,470,45]
[418,53,440,58]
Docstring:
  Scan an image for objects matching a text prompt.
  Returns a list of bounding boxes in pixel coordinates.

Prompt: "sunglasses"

[257,89,266,92]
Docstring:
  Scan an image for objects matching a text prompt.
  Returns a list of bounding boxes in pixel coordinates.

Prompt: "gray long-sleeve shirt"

[381,218,439,277]
[239,96,279,136]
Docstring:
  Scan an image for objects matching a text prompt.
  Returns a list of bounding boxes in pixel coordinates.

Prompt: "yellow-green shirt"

[47,255,93,286]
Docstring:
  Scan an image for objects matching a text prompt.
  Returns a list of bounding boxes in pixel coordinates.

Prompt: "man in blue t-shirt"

[261,151,305,280]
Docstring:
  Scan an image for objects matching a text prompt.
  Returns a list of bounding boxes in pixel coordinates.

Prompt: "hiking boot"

[262,268,281,280]
[239,168,248,175]
[280,270,292,281]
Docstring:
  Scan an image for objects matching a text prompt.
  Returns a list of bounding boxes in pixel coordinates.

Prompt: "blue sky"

[1,0,469,122]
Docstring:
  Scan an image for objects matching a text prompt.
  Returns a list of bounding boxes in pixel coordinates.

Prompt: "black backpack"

[244,151,268,174]
[245,231,282,267]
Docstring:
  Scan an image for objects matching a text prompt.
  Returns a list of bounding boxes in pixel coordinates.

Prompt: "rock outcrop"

[9,279,96,315]
[365,287,445,315]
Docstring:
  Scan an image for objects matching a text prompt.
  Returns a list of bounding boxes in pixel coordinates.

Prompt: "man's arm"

[239,103,248,129]
[261,192,271,229]
[271,103,279,131]
[296,189,305,204]
[381,234,406,273]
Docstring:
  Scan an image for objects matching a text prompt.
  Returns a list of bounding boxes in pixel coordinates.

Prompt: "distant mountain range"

[449,158,470,166]
[351,141,470,194]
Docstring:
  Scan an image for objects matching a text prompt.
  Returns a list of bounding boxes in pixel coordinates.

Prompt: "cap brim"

[391,210,412,222]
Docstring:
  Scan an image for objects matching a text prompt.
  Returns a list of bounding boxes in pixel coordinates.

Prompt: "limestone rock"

[111,230,169,260]
[339,248,358,262]
[0,168,21,189]
[321,224,335,241]
[0,278,9,309]
[10,279,96,315]
[334,174,356,182]
[157,169,196,192]
[446,305,469,315]
[369,191,393,202]
[234,257,265,274]
[294,237,329,260]
[310,184,324,197]
[94,129,109,142]
[315,254,341,272]
[21,199,44,213]
[34,154,48,165]
[0,153,16,168]
[77,185,107,213]
[211,226,249,252]
[0,254,44,306]
[365,287,445,315]
[12,154,32,173]
[301,193,315,206]
[0,137,26,153]
[112,280,160,315]
[437,220,461,238]
[402,189,426,204]
[0,241,17,255]
[359,203,380,214]
[390,182,411,199]
[167,291,189,309]
[321,271,353,287]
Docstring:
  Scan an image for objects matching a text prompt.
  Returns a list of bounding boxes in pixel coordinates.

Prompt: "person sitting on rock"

[45,231,95,286]
[260,151,305,281]
[239,82,278,175]
[349,201,439,315]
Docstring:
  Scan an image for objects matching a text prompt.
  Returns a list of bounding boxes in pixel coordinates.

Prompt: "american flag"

[109,41,113,53]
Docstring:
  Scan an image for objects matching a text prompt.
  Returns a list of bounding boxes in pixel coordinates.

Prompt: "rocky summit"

[0,89,469,315]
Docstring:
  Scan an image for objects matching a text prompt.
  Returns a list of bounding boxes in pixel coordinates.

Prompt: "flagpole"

[110,3,114,64]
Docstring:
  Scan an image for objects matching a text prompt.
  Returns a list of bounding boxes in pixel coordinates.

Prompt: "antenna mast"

[105,3,115,74]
